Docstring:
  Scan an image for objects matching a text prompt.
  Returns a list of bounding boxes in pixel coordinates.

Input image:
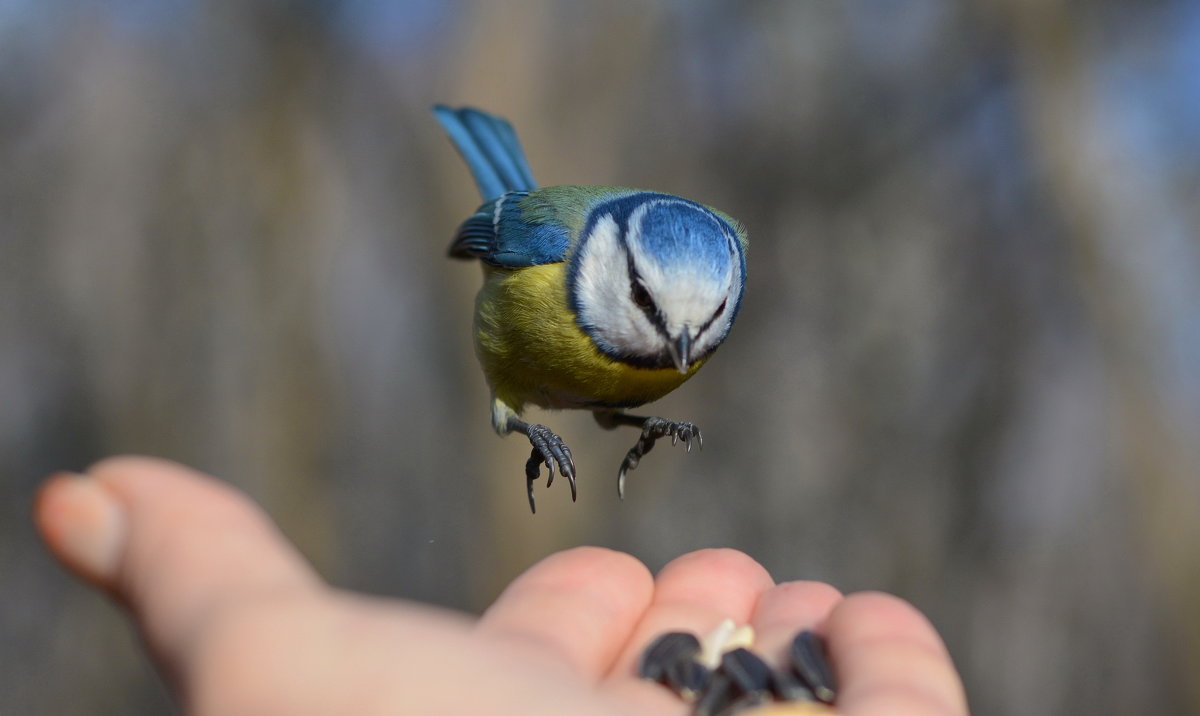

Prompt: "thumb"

[34,456,321,666]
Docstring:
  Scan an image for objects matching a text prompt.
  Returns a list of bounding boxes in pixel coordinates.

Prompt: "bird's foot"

[517,422,576,514]
[616,416,702,500]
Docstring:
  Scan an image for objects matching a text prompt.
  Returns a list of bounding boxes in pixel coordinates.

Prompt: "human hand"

[35,457,967,715]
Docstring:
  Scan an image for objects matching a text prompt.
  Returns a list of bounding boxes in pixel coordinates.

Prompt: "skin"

[34,456,969,716]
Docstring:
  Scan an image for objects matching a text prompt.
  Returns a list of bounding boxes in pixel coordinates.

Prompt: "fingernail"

[36,472,127,582]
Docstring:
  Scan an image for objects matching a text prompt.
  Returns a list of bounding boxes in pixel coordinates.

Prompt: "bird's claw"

[617,417,702,500]
[523,424,576,513]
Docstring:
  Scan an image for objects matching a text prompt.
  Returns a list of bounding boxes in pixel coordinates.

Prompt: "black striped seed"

[790,630,837,704]
[638,631,702,682]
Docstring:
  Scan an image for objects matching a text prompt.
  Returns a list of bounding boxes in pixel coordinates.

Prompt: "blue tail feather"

[433,105,538,200]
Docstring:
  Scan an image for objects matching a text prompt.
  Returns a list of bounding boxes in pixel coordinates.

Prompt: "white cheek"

[690,258,742,355]
[574,215,660,354]
[623,198,739,333]
[691,309,734,358]
[628,245,739,341]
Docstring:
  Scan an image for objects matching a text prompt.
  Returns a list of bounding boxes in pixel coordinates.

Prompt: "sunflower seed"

[638,631,701,682]
[789,630,837,704]
[770,667,816,702]
[693,670,737,716]
[665,657,712,700]
[720,647,773,695]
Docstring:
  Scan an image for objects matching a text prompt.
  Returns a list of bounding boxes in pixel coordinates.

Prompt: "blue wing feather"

[433,105,538,201]
[448,191,570,267]
[488,114,537,190]
[459,109,536,195]
[437,105,565,266]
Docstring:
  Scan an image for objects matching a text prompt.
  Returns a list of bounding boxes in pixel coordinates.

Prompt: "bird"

[434,105,747,512]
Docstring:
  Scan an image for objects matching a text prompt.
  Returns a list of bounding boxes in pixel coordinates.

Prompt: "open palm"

[36,457,966,715]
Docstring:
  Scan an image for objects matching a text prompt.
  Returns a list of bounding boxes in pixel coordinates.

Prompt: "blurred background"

[3,1,1198,714]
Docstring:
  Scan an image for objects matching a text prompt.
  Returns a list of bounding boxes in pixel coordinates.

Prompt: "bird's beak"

[668,332,691,374]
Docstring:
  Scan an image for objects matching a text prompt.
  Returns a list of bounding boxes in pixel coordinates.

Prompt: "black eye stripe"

[624,249,659,315]
[694,298,727,340]
[631,279,654,309]
[625,260,670,341]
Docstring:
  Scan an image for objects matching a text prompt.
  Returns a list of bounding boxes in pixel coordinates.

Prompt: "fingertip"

[480,547,655,677]
[534,546,656,593]
[658,548,775,596]
[828,592,967,716]
[827,591,948,658]
[42,455,321,667]
[34,471,127,588]
[761,580,844,618]
[750,580,844,664]
[501,545,656,627]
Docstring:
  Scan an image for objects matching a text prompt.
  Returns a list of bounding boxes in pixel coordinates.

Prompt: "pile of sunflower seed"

[638,622,837,716]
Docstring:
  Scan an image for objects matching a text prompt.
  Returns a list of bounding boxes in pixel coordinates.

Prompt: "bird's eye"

[631,280,655,310]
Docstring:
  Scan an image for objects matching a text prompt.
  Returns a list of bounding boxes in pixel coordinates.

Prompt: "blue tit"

[434,106,747,512]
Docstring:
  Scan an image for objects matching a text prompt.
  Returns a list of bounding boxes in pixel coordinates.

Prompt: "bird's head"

[569,194,745,373]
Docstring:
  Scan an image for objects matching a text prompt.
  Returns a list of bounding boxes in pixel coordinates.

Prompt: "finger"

[477,546,655,679]
[34,456,321,664]
[826,592,967,716]
[750,580,844,666]
[609,548,775,679]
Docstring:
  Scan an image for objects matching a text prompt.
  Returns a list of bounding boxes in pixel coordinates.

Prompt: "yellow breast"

[473,263,703,413]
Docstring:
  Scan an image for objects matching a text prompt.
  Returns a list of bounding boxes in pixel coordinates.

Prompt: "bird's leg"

[506,416,576,514]
[593,411,702,500]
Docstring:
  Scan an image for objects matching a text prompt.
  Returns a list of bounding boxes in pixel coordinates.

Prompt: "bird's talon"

[610,416,703,498]
[516,423,576,511]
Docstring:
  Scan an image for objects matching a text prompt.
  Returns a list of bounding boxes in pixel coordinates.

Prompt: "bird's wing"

[447,186,665,267]
[448,191,572,267]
